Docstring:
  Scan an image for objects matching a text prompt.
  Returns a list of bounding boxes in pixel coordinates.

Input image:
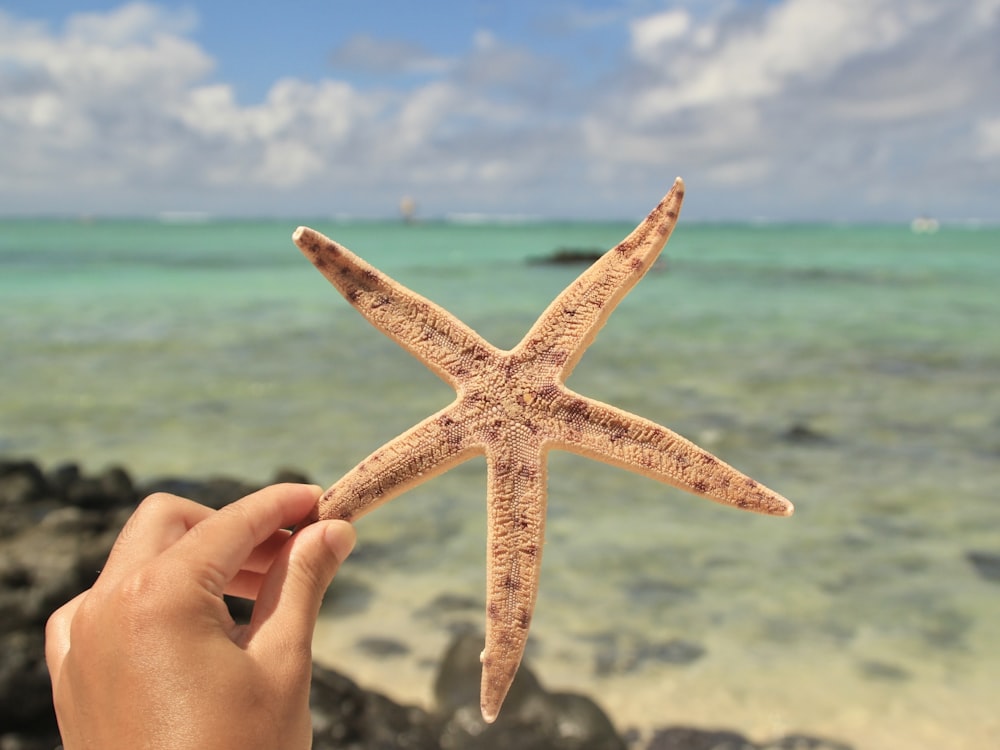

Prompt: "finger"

[44,590,88,688]
[216,530,297,600]
[241,528,294,575]
[164,484,322,596]
[102,501,291,604]
[248,520,355,652]
[96,493,214,592]
[226,569,266,601]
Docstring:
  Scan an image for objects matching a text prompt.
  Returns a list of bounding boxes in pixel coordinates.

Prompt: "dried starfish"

[293,177,793,722]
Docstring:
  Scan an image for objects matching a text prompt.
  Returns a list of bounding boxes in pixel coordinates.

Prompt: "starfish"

[293,177,793,723]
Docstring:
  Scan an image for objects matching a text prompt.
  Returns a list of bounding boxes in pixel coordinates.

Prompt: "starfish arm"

[516,177,685,380]
[550,391,793,516]
[313,404,482,522]
[480,437,548,723]
[294,227,498,388]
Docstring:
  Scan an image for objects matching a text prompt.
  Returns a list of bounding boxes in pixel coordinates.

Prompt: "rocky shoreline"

[1,458,856,750]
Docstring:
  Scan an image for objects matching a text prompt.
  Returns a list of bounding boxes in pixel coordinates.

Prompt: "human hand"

[45,483,355,750]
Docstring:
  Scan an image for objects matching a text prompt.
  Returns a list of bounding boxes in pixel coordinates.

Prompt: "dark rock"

[432,631,627,750]
[780,423,833,446]
[857,659,910,681]
[759,735,854,750]
[65,465,136,509]
[545,691,624,747]
[530,248,666,273]
[310,661,437,750]
[0,460,47,507]
[966,550,1000,583]
[0,630,53,731]
[0,461,131,750]
[413,593,483,640]
[529,248,606,265]
[356,636,411,658]
[920,608,971,650]
[99,465,136,506]
[638,638,704,666]
[433,629,546,721]
[322,575,375,615]
[646,727,855,750]
[47,462,82,494]
[647,726,756,750]
[63,476,108,508]
[625,577,698,605]
[416,592,482,618]
[139,475,258,510]
[346,538,399,564]
[591,632,705,676]
[1,563,33,590]
[0,730,64,750]
[1,504,125,631]
[271,467,314,485]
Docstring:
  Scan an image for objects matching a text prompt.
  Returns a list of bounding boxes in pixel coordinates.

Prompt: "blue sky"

[1,1,998,220]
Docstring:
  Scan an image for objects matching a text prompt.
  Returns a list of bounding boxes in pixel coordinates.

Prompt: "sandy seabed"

[311,570,999,750]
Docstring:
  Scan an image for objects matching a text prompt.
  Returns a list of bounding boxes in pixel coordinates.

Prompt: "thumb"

[248,520,356,651]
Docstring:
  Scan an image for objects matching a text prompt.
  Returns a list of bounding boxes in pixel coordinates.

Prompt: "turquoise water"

[2,216,998,747]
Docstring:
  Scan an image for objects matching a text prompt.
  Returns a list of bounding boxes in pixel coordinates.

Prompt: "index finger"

[163,483,322,597]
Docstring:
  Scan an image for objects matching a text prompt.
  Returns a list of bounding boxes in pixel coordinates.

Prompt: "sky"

[1,0,998,221]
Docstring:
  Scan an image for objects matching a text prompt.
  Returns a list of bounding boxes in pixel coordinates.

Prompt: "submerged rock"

[529,247,668,271]
[857,659,911,681]
[589,631,705,676]
[356,635,412,658]
[965,550,1000,583]
[779,423,833,446]
[529,248,606,266]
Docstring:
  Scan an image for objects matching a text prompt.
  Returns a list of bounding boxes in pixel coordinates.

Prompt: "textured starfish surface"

[293,177,793,723]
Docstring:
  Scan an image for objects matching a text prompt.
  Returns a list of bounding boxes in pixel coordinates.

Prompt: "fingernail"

[324,521,356,563]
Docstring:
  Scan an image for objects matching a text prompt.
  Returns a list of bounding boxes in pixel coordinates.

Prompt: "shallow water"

[3,216,999,748]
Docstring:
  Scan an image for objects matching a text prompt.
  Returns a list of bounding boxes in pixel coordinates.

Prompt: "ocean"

[2,213,998,748]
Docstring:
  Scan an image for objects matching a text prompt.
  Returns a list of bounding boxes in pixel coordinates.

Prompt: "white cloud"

[0,3,214,193]
[630,9,692,63]
[64,1,197,44]
[0,1,997,220]
[329,33,451,76]
[977,117,1000,158]
[628,0,946,119]
[0,2,577,215]
[395,81,461,149]
[1,5,212,97]
[586,0,1000,219]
